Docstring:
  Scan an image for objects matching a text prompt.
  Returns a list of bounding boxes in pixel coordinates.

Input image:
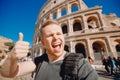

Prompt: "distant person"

[117,57,120,70]
[108,56,117,75]
[88,56,93,64]
[0,20,99,80]
[102,55,110,74]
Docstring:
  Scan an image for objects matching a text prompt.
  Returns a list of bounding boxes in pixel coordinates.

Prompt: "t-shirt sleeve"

[77,59,100,80]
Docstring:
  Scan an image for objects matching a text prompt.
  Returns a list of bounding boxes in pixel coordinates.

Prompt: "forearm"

[17,60,36,76]
[0,32,35,77]
[0,53,18,78]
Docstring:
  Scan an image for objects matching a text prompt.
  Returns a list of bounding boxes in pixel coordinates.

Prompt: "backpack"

[61,53,84,80]
[34,53,84,80]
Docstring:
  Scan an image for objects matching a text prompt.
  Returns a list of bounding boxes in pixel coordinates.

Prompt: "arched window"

[75,43,86,58]
[92,41,106,58]
[87,16,99,29]
[62,25,68,34]
[73,22,82,31]
[53,12,57,20]
[114,40,120,56]
[64,45,69,52]
[71,4,78,12]
[116,44,120,52]
[61,8,67,16]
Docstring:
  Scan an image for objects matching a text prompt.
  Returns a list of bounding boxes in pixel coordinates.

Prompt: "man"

[0,20,99,80]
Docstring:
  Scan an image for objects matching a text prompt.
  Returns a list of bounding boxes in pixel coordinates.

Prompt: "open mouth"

[52,43,61,48]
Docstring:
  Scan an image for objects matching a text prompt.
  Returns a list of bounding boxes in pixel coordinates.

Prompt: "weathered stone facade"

[31,0,120,64]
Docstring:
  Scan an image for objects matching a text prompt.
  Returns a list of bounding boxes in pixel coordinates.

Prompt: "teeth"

[52,43,61,47]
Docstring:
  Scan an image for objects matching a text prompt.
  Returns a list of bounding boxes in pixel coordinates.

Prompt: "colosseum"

[31,0,120,64]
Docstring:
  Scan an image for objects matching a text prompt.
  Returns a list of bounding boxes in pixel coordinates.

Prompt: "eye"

[57,32,62,35]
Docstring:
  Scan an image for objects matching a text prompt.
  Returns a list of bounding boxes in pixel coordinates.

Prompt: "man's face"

[41,24,65,58]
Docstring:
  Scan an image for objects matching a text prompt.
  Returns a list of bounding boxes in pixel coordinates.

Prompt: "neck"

[47,51,66,62]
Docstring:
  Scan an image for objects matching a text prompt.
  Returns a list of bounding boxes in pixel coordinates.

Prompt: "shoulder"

[34,54,48,66]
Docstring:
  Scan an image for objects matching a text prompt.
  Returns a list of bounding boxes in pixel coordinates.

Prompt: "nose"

[53,34,58,40]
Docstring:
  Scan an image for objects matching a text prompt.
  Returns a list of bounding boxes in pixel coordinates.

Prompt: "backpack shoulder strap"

[32,53,48,78]
[62,53,84,80]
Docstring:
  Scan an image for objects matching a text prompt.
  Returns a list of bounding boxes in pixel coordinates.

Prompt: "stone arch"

[64,45,69,52]
[73,19,82,31]
[116,45,120,52]
[92,41,106,61]
[75,43,86,58]
[71,3,79,12]
[61,23,68,34]
[92,41,106,53]
[87,16,99,29]
[61,7,67,16]
[115,39,120,56]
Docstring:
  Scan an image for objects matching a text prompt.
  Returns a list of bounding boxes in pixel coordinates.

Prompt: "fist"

[14,32,30,59]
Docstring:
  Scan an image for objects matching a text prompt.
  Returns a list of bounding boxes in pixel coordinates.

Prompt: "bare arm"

[0,32,36,78]
[0,51,18,78]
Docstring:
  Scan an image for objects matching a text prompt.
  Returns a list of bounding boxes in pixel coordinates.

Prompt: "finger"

[15,49,29,54]
[16,53,28,59]
[19,32,23,41]
[15,45,29,50]
[16,41,29,46]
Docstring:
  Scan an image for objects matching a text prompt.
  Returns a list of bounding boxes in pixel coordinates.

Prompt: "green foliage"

[4,42,15,51]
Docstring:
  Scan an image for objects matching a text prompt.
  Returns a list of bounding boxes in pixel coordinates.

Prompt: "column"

[78,0,82,10]
[69,41,74,52]
[67,2,71,14]
[86,38,94,60]
[97,11,105,28]
[78,0,88,10]
[57,9,61,18]
[81,15,88,31]
[105,36,116,57]
[49,13,53,19]
[68,19,73,34]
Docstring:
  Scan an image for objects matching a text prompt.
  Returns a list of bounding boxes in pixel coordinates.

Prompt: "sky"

[0,0,120,46]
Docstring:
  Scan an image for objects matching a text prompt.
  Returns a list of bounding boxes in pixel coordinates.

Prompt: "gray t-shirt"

[34,53,99,80]
[35,60,63,80]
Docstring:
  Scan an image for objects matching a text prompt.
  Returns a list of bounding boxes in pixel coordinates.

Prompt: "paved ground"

[96,67,120,80]
[0,66,120,80]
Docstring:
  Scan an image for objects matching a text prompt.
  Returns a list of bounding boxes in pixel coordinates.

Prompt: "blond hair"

[40,20,59,35]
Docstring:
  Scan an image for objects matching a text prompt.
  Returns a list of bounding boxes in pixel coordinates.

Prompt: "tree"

[4,42,15,51]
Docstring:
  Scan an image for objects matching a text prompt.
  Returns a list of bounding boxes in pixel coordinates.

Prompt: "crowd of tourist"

[102,55,120,76]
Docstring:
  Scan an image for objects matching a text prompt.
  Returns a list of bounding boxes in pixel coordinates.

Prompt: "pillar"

[81,14,88,31]
[105,36,116,57]
[78,0,82,10]
[69,41,74,52]
[68,19,73,34]
[86,38,94,60]
[57,9,61,18]
[67,2,71,14]
[97,11,105,28]
[49,13,53,19]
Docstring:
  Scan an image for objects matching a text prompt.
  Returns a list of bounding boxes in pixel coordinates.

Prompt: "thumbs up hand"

[13,32,30,59]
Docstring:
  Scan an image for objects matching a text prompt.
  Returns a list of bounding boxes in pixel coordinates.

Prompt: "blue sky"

[0,0,120,46]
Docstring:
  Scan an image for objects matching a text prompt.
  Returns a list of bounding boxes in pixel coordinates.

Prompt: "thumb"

[18,32,24,41]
